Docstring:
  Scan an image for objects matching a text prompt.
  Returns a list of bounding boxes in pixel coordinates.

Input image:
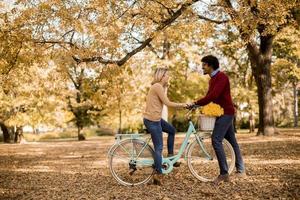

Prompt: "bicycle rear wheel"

[108,139,155,186]
[187,134,235,182]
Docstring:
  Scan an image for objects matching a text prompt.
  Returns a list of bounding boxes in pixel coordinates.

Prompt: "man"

[189,55,245,184]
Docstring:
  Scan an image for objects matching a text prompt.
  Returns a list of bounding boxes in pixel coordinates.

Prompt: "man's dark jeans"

[143,118,176,174]
[212,115,245,175]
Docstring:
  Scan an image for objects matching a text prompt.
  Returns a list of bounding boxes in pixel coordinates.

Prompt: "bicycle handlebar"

[186,104,200,110]
[185,104,201,119]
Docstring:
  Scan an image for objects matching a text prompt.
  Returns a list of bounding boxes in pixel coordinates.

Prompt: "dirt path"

[0,131,299,199]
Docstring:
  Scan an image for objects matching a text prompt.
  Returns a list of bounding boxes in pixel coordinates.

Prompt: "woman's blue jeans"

[143,118,176,174]
[212,115,245,175]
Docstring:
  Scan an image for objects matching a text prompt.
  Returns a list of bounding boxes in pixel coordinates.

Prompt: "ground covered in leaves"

[0,129,299,199]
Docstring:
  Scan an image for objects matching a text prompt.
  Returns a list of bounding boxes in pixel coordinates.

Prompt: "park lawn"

[0,129,299,199]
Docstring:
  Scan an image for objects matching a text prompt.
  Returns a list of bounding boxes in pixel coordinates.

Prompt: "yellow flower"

[202,103,224,117]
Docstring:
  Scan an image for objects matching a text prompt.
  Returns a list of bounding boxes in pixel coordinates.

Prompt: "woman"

[143,68,186,185]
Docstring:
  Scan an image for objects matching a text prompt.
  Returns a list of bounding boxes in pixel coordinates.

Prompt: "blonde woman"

[143,68,186,185]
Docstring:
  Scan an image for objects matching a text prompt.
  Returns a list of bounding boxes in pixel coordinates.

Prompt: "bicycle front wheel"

[108,139,155,186]
[187,135,235,182]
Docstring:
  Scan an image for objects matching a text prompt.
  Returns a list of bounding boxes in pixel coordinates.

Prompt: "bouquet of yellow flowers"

[201,103,224,117]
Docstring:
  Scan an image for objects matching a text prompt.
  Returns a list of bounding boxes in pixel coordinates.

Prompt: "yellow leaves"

[272,58,300,85]
[5,113,29,127]
[201,102,224,117]
[63,111,74,122]
[90,0,106,8]
[0,51,69,128]
[218,0,298,38]
[39,2,52,11]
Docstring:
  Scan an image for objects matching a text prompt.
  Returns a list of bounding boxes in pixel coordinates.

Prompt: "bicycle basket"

[198,115,216,131]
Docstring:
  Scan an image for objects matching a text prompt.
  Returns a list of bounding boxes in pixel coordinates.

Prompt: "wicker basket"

[198,115,216,131]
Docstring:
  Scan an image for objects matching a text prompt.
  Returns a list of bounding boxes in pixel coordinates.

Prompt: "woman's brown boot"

[153,173,164,185]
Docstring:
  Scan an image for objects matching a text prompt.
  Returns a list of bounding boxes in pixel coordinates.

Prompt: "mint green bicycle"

[108,109,235,186]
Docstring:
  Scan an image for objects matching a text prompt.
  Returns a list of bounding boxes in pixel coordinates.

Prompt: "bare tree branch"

[152,0,174,15]
[131,34,161,58]
[66,68,79,89]
[34,40,73,45]
[113,0,138,22]
[61,29,75,38]
[197,15,229,24]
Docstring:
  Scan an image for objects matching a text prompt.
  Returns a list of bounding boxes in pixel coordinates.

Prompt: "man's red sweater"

[195,71,235,115]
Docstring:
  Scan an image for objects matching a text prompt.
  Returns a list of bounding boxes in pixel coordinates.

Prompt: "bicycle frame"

[157,121,195,173]
[131,120,204,174]
[108,113,213,175]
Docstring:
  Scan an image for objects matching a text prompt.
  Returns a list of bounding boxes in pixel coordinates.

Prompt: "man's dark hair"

[201,55,219,70]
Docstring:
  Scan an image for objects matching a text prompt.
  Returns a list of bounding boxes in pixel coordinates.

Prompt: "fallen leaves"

[0,132,299,199]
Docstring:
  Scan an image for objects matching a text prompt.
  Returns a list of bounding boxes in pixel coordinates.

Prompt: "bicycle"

[107,107,236,186]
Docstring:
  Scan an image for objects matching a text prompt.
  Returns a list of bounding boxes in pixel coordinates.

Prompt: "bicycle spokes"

[109,139,155,186]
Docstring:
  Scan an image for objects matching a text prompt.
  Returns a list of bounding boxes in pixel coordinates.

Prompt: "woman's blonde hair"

[151,68,168,85]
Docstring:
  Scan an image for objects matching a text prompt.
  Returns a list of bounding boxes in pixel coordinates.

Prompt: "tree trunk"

[14,127,24,143]
[247,35,278,136]
[14,126,18,143]
[0,122,10,143]
[77,126,81,138]
[253,62,277,135]
[294,84,299,127]
[77,126,85,140]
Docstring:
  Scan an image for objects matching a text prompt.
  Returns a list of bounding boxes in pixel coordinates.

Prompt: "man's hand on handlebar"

[185,103,199,110]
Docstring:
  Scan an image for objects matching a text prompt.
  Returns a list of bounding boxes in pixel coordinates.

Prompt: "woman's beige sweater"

[143,83,183,121]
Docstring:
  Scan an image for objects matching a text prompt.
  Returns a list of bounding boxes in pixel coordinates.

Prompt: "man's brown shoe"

[213,174,230,185]
[153,173,164,186]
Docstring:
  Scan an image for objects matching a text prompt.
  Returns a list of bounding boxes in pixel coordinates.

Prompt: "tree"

[271,59,300,126]
[0,61,70,143]
[102,64,150,133]
[0,5,52,142]
[193,0,300,135]
[273,27,300,127]
[56,57,112,140]
[12,0,206,133]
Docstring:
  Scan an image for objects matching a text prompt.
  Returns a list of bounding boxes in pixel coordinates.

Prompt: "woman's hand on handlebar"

[185,103,198,110]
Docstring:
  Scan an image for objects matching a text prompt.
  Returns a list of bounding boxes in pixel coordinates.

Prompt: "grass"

[4,127,299,142]
[22,127,115,142]
[23,131,77,142]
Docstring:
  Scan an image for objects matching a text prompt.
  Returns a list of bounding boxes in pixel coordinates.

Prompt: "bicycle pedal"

[162,164,168,169]
[173,162,181,167]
